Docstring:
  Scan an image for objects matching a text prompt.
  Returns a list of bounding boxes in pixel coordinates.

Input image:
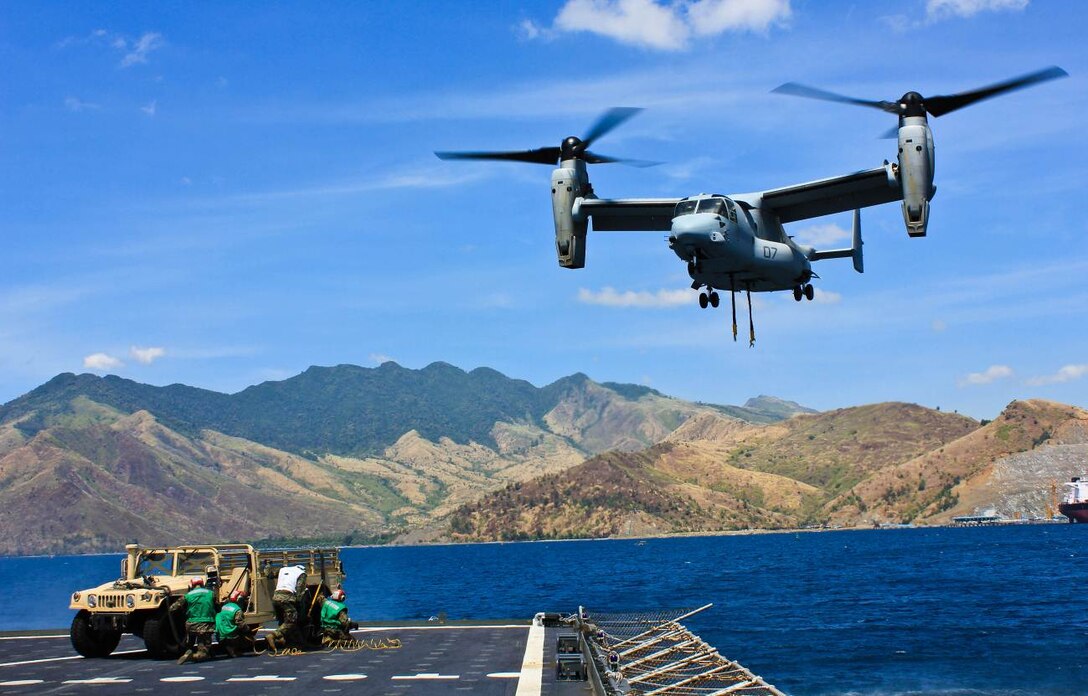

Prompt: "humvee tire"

[143,611,184,659]
[70,610,121,658]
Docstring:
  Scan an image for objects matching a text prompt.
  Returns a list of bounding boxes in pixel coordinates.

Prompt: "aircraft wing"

[742,163,902,223]
[574,198,681,231]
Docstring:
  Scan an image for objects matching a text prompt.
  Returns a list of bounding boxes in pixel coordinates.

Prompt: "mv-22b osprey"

[437,67,1066,345]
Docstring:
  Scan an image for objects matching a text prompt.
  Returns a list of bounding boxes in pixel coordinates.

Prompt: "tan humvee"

[69,543,345,658]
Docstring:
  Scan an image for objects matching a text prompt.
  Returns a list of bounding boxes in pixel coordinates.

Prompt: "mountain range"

[0,363,808,555]
[1,362,1084,556]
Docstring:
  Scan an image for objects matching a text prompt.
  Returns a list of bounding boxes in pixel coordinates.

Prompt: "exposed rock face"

[449,400,1088,541]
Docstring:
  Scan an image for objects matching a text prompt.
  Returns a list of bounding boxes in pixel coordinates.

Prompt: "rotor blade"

[582,107,643,148]
[435,147,561,165]
[924,66,1068,117]
[879,125,899,139]
[583,151,661,167]
[772,82,898,113]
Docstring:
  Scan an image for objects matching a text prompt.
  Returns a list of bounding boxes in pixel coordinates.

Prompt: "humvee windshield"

[136,551,174,577]
[177,551,216,575]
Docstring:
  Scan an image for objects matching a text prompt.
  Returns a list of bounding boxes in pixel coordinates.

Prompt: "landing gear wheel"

[709,292,720,308]
[804,284,815,301]
[698,293,709,309]
[793,286,803,302]
[70,610,122,658]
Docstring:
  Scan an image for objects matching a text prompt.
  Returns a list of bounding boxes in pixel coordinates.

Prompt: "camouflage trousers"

[185,623,215,661]
[270,590,302,645]
[218,633,254,657]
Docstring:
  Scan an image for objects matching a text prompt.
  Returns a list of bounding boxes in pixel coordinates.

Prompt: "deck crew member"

[266,564,307,651]
[216,590,254,657]
[316,588,358,646]
[171,577,216,664]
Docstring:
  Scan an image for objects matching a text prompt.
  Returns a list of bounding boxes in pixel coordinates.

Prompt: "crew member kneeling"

[317,588,358,646]
[172,577,216,664]
[216,590,255,657]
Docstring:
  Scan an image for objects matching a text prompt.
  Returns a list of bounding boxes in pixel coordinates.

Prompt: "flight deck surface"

[0,624,587,695]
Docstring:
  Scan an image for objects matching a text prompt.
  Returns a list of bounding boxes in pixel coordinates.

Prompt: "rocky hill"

[448,400,1088,541]
[0,363,805,555]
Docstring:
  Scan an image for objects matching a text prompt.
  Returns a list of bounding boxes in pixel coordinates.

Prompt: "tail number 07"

[762,246,777,259]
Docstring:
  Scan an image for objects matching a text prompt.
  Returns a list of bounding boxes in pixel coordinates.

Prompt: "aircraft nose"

[671,215,727,245]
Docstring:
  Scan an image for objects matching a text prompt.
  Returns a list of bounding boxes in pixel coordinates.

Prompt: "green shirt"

[185,586,216,625]
[215,602,243,639]
[320,598,347,630]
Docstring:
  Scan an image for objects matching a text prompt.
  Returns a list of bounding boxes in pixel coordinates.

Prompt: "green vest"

[185,586,215,625]
[215,602,243,639]
[320,599,347,630]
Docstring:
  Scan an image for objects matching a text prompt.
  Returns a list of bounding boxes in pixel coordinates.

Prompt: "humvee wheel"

[143,611,184,659]
[70,610,121,658]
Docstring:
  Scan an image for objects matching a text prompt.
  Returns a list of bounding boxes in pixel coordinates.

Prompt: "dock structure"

[579,605,785,696]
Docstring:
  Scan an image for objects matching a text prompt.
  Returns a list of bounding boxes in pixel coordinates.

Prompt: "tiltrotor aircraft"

[436,67,1066,345]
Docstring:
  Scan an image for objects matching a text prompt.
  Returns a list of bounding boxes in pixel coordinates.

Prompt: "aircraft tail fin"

[808,209,863,274]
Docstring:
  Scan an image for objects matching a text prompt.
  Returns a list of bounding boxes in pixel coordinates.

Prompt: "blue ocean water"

[2,525,1085,695]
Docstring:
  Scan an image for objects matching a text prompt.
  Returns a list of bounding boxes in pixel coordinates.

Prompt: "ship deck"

[0,623,588,695]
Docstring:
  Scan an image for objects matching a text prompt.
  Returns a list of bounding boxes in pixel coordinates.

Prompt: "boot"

[265,634,278,652]
[177,649,193,665]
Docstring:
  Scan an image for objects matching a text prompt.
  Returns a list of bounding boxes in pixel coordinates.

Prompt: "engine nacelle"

[551,163,589,268]
[897,117,935,237]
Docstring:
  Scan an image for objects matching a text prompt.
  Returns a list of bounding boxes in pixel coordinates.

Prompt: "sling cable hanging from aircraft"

[436,66,1067,346]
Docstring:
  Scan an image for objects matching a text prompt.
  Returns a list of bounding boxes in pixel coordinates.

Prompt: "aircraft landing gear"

[699,293,708,309]
[698,288,720,309]
[793,284,815,302]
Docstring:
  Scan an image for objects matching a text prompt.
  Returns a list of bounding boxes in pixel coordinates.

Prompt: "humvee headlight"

[140,592,152,602]
[87,594,97,608]
[72,592,81,603]
[125,594,135,608]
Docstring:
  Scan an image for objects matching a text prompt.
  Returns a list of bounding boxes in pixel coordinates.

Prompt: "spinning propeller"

[435,107,653,166]
[773,66,1067,123]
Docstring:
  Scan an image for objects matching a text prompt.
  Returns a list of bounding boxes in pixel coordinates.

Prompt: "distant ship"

[1059,477,1088,523]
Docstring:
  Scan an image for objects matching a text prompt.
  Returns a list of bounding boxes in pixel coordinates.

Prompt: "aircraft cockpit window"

[674,200,699,217]
[697,198,727,216]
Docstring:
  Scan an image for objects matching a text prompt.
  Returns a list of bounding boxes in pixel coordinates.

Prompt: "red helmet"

[229,590,247,604]
[330,589,346,602]
[189,577,205,588]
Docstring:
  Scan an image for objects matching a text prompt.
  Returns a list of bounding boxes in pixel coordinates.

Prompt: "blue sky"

[1,0,1084,419]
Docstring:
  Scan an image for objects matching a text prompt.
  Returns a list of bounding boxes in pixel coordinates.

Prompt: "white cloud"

[518,19,546,41]
[141,99,157,116]
[1025,364,1088,387]
[791,223,849,247]
[64,96,99,112]
[370,353,396,365]
[687,0,791,35]
[120,32,164,67]
[927,0,1029,20]
[556,0,691,51]
[549,0,790,51]
[931,319,947,332]
[958,364,1013,387]
[130,346,166,364]
[83,352,124,371]
[813,289,841,304]
[578,286,693,307]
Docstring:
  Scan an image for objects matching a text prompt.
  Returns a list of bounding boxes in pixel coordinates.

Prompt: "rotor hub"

[898,91,927,117]
[561,136,585,160]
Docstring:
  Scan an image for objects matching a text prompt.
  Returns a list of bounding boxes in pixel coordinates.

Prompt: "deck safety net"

[580,605,786,696]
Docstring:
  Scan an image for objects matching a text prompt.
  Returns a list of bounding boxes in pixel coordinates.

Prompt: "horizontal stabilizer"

[809,209,863,273]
